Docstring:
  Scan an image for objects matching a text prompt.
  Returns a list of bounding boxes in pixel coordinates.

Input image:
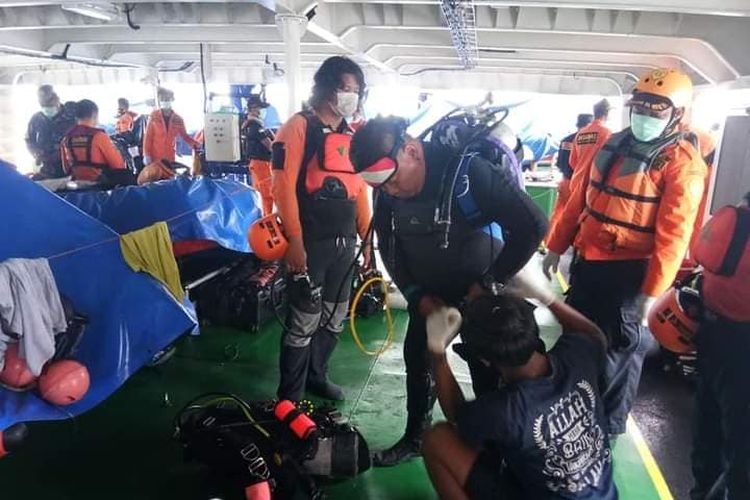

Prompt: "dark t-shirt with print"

[457,332,617,499]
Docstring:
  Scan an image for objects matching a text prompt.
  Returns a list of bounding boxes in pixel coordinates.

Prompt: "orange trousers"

[249,159,274,216]
[545,178,571,246]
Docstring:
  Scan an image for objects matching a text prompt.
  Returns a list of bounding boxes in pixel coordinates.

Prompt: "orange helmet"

[0,344,36,390]
[248,214,288,261]
[648,283,703,354]
[38,360,90,406]
[632,68,693,109]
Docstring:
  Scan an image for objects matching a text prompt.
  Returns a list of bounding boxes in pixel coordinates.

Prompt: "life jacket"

[578,129,695,254]
[64,125,112,181]
[693,205,750,322]
[387,151,504,298]
[296,111,364,239]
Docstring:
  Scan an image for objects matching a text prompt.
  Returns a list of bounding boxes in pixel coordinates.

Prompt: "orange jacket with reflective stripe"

[547,130,708,296]
[143,109,198,162]
[61,125,126,182]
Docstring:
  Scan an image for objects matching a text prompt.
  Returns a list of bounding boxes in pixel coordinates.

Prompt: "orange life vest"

[578,130,695,254]
[64,125,112,181]
[295,111,363,238]
[693,205,750,322]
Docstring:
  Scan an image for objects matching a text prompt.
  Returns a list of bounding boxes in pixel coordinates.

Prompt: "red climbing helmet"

[248,214,288,262]
[648,282,703,354]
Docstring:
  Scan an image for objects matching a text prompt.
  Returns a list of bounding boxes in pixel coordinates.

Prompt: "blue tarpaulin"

[0,165,196,430]
[61,177,261,252]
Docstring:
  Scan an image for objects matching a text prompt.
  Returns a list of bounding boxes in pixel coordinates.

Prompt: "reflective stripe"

[585,207,656,233]
[589,180,661,203]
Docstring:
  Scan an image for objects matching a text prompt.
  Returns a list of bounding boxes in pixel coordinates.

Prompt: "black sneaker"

[373,434,422,467]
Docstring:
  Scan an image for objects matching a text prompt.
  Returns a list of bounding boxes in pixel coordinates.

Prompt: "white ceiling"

[0,0,749,94]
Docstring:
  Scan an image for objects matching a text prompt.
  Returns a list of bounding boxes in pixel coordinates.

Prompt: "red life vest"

[295,111,363,239]
[693,205,750,322]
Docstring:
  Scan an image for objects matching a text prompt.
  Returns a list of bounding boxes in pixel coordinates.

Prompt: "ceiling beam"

[320,0,750,17]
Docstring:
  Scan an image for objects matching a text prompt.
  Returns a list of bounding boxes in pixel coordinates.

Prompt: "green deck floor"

[0,306,665,499]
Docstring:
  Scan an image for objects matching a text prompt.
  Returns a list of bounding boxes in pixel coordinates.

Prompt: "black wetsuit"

[373,141,547,440]
[25,111,76,179]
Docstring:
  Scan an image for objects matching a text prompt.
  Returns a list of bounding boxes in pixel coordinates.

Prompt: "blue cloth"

[61,177,261,253]
[457,333,617,499]
[0,164,196,429]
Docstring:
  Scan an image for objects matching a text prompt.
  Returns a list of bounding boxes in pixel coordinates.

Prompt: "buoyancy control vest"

[387,145,505,297]
[579,129,698,254]
[296,111,364,239]
[693,205,750,322]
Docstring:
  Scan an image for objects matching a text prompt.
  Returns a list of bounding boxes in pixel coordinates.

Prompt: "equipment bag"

[174,394,371,499]
[191,258,286,332]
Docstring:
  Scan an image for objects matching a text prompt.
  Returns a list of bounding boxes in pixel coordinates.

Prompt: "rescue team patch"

[576,132,598,145]
[561,141,573,151]
[272,142,286,170]
[651,153,671,172]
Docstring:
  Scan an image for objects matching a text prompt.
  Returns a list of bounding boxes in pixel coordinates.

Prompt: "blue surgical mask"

[160,100,173,111]
[630,112,670,142]
[41,106,58,118]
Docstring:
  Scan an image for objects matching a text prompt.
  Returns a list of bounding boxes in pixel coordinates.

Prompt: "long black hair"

[309,56,366,109]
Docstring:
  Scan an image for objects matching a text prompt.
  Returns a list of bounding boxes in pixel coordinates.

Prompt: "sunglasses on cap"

[358,133,407,189]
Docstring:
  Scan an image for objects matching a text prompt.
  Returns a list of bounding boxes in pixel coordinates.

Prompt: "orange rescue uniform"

[143,109,199,162]
[686,127,717,257]
[115,111,138,134]
[547,130,708,297]
[250,159,274,215]
[271,113,371,242]
[61,124,127,182]
[546,119,612,242]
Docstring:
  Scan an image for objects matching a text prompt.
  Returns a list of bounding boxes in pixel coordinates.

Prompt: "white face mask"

[630,112,670,142]
[41,106,58,118]
[334,91,359,118]
[160,100,173,111]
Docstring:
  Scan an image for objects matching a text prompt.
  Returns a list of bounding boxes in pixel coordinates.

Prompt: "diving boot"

[307,330,345,401]
[372,433,423,467]
[277,344,311,401]
[373,417,432,467]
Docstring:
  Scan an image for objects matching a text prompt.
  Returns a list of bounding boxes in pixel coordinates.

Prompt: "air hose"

[348,276,395,356]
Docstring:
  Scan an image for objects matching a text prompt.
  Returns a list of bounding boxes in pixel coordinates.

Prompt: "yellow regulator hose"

[348,276,395,356]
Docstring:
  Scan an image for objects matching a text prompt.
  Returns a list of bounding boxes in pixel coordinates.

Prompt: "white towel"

[0,258,68,375]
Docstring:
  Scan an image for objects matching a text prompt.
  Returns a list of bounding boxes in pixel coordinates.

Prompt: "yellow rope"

[348,276,395,356]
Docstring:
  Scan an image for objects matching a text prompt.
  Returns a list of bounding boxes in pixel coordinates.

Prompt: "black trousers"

[566,258,656,435]
[691,315,750,500]
[282,236,357,349]
[403,301,499,436]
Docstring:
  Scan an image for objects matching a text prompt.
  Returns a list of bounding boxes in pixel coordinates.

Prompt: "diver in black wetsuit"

[350,116,547,467]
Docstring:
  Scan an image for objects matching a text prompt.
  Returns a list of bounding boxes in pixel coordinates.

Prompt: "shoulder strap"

[299,111,324,175]
[454,154,483,225]
[719,207,750,276]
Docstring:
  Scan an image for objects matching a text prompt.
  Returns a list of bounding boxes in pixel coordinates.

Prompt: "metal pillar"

[276,13,308,118]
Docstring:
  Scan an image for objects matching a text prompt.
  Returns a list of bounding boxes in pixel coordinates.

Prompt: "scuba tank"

[418,105,518,250]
